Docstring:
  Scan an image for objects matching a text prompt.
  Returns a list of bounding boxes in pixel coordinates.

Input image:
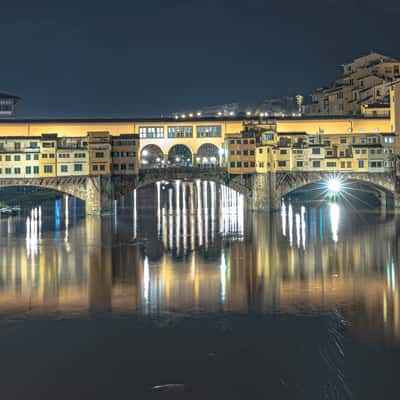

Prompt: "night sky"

[1,0,400,118]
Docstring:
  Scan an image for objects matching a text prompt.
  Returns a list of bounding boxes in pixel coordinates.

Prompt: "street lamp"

[327,178,342,193]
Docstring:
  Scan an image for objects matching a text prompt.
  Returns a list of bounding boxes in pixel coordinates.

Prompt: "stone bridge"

[0,169,398,215]
[250,171,400,211]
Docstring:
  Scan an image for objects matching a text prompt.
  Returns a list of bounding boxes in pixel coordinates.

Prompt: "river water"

[0,183,399,399]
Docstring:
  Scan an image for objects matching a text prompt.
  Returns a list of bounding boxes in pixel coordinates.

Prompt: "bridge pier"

[249,173,281,212]
[85,175,114,215]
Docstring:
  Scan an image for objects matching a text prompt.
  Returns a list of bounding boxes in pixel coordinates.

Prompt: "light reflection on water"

[0,182,399,346]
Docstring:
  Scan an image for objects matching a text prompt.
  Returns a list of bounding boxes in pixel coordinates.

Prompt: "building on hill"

[0,92,19,118]
[303,52,400,116]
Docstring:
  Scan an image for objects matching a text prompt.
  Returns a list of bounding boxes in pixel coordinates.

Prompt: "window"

[230,162,235,168]
[259,162,265,168]
[34,154,39,160]
[312,148,321,155]
[26,154,31,161]
[42,154,48,158]
[112,164,119,170]
[258,148,263,154]
[139,127,164,139]
[312,161,321,168]
[5,155,11,161]
[14,155,20,161]
[243,150,248,156]
[340,161,345,168]
[230,150,235,155]
[74,164,83,172]
[278,161,286,167]
[347,161,352,168]
[236,140,241,144]
[362,149,367,154]
[250,162,255,167]
[265,134,274,141]
[236,150,241,155]
[75,153,86,158]
[196,126,221,138]
[236,161,242,167]
[168,126,193,138]
[95,152,104,158]
[296,161,304,167]
[100,165,105,171]
[49,153,55,158]
[14,168,21,174]
[244,162,249,168]
[340,137,346,144]
[128,164,135,170]
[229,139,235,144]
[61,165,68,173]
[326,162,336,167]
[5,168,11,174]
[250,150,255,156]
[243,140,248,144]
[44,165,53,173]
[280,149,287,154]
[42,142,55,148]
[120,164,127,170]
[355,149,361,154]
[14,143,21,150]
[30,142,38,148]
[384,136,395,144]
[370,161,383,168]
[33,166,39,174]
[25,166,31,174]
[93,165,98,171]
[59,153,70,158]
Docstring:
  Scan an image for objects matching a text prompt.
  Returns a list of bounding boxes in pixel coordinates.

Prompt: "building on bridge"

[0,92,19,119]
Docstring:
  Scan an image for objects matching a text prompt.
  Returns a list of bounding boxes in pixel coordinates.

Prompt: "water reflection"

[0,185,400,346]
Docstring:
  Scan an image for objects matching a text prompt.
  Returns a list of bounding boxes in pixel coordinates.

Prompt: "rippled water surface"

[0,184,399,399]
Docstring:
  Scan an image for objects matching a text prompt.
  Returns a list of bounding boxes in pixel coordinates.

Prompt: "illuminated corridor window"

[168,126,193,138]
[197,126,221,138]
[44,165,53,173]
[139,127,164,138]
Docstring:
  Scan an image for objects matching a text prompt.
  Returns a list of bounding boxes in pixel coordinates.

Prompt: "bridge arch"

[276,172,396,208]
[140,144,164,167]
[195,143,220,166]
[167,144,192,167]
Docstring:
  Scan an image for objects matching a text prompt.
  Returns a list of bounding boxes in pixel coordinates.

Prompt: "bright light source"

[174,115,179,119]
[156,157,161,162]
[260,113,264,117]
[246,111,252,116]
[176,157,180,162]
[189,113,193,117]
[142,149,149,157]
[181,114,186,118]
[229,111,235,116]
[197,112,202,117]
[327,178,341,193]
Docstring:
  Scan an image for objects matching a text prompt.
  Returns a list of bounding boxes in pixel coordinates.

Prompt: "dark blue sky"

[1,0,399,117]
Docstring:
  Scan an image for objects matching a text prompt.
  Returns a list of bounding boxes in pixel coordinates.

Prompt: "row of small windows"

[229,150,255,156]
[111,151,136,157]
[0,166,40,174]
[229,161,256,168]
[112,164,135,170]
[60,164,84,172]
[59,153,86,158]
[272,160,388,169]
[139,126,222,139]
[0,154,40,161]
[0,142,38,150]
[229,139,256,145]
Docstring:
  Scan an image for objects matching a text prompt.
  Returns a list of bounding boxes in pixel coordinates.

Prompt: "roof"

[0,92,20,100]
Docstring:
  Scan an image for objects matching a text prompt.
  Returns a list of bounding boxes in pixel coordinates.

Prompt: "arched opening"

[282,178,393,209]
[167,145,192,167]
[141,144,164,168]
[196,143,220,167]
